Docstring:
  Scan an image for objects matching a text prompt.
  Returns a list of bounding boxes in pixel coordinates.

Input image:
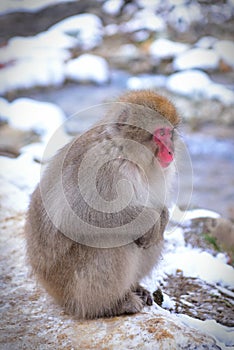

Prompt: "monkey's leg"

[134,207,169,249]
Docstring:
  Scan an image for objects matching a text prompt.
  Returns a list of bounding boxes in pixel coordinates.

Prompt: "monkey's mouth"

[154,141,174,168]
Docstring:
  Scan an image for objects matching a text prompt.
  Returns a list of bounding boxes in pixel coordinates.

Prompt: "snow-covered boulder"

[173,48,220,71]
[166,70,211,97]
[214,40,234,68]
[167,69,234,106]
[2,98,65,142]
[0,31,76,64]
[127,75,167,90]
[168,2,202,32]
[103,0,124,15]
[195,36,217,49]
[65,54,110,85]
[121,9,165,33]
[0,58,65,95]
[0,29,78,94]
[49,13,103,50]
[150,38,189,59]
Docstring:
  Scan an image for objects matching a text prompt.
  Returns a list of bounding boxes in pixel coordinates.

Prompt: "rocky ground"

[1,198,233,349]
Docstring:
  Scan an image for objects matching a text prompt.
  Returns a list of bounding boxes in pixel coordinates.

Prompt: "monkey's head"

[113,90,181,169]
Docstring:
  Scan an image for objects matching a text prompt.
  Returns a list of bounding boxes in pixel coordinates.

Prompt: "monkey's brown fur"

[25,90,180,319]
[118,90,180,126]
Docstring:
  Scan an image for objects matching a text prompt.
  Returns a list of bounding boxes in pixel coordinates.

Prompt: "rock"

[120,9,165,33]
[195,36,218,49]
[205,217,234,253]
[127,75,167,90]
[166,69,234,106]
[173,48,220,71]
[214,40,234,69]
[167,2,202,32]
[0,124,39,152]
[2,97,66,142]
[65,54,110,85]
[103,0,124,16]
[150,38,189,59]
[49,13,103,50]
[0,187,226,350]
[0,58,65,95]
[166,70,211,97]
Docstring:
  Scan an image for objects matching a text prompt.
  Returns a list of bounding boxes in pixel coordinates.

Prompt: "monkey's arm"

[134,207,169,249]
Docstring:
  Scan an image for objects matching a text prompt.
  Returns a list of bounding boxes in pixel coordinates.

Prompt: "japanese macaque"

[25,90,181,319]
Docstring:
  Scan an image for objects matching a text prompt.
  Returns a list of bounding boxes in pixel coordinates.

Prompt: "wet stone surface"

[159,273,234,327]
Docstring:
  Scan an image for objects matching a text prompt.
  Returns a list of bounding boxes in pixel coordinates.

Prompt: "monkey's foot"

[105,291,146,317]
[133,285,153,306]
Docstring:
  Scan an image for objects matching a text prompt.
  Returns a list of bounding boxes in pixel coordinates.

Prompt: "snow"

[121,10,165,33]
[2,98,66,143]
[179,315,234,349]
[103,0,124,15]
[0,0,76,15]
[0,31,76,63]
[166,69,234,105]
[173,48,220,71]
[0,14,106,94]
[0,59,65,95]
[205,83,234,106]
[132,30,150,42]
[170,206,221,223]
[150,38,189,59]
[49,14,103,50]
[0,98,10,118]
[104,24,119,36]
[214,40,234,68]
[65,54,110,85]
[168,3,202,32]
[167,69,211,96]
[0,98,67,193]
[195,36,218,49]
[20,142,47,162]
[0,178,29,216]
[127,69,234,106]
[161,226,234,287]
[127,75,167,90]
[0,154,40,194]
[166,69,234,106]
[162,248,234,287]
[118,44,140,58]
[162,293,176,310]
[0,28,81,94]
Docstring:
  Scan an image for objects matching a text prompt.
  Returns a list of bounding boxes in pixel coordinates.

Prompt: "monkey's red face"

[153,127,174,168]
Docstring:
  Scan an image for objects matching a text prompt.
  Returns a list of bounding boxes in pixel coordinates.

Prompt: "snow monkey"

[25,90,181,319]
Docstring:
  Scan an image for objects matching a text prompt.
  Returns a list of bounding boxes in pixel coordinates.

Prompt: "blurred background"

[0,0,234,219]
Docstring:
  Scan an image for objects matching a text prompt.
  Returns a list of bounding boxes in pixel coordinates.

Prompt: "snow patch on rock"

[65,54,110,84]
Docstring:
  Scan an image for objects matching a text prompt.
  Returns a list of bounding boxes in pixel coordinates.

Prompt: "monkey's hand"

[134,207,169,249]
